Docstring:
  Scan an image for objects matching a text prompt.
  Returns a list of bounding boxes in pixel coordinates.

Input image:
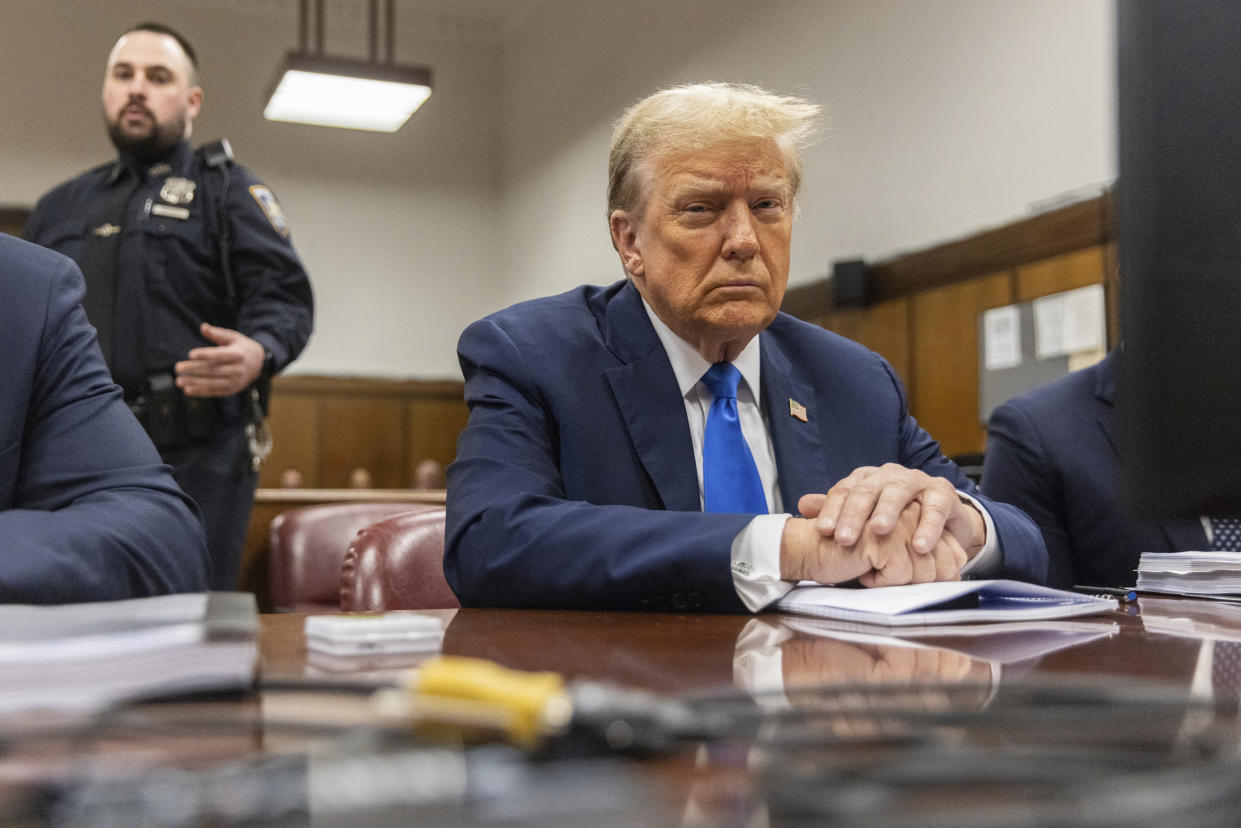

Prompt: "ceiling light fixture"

[263,0,433,133]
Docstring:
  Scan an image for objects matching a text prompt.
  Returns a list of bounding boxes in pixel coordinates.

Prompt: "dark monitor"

[1118,0,1241,517]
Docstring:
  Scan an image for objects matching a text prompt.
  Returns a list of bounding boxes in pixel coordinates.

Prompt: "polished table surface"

[12,597,1241,824]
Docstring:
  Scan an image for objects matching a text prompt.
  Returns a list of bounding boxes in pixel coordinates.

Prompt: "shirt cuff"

[731,514,796,612]
[957,490,999,577]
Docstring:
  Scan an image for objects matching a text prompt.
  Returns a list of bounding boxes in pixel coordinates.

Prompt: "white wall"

[0,0,1115,379]
[0,0,504,380]
[497,0,1116,306]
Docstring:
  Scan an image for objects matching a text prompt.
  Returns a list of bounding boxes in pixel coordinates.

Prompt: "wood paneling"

[781,279,835,324]
[320,398,408,488]
[1015,246,1106,302]
[408,398,470,477]
[781,194,1120,460]
[911,273,1012,458]
[870,195,1112,301]
[1104,241,1120,348]
[783,192,1114,318]
[0,206,29,238]
[824,298,912,390]
[263,393,321,486]
[257,375,468,489]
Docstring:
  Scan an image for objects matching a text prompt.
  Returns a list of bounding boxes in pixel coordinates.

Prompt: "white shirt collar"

[640,296,763,405]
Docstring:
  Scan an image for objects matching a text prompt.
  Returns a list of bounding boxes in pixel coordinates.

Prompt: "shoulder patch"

[248,185,290,237]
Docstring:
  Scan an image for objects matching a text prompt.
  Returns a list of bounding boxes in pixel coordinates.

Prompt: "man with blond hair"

[446,83,1046,612]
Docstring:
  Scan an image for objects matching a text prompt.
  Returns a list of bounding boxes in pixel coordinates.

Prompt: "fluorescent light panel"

[263,54,432,133]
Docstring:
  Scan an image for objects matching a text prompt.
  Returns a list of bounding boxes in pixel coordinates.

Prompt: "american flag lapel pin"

[788,398,808,422]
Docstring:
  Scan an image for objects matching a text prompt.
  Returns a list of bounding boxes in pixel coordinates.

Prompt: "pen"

[1072,585,1138,602]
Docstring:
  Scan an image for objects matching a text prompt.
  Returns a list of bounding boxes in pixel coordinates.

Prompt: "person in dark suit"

[982,349,1207,590]
[446,83,1047,613]
[0,232,209,602]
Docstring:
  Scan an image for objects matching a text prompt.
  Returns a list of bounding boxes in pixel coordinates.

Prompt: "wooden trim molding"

[0,205,32,237]
[273,374,464,399]
[783,192,1115,320]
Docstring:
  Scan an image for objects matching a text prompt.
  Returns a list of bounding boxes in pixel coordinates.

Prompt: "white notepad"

[774,579,1116,626]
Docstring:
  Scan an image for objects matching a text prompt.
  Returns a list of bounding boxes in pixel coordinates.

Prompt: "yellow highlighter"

[373,656,574,749]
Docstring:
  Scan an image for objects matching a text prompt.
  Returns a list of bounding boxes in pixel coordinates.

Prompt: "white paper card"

[983,305,1022,370]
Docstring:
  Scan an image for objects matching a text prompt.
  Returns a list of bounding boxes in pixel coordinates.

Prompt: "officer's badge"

[159,177,197,205]
[249,185,290,237]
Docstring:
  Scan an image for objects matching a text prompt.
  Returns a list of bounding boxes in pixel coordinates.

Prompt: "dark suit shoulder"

[475,281,629,352]
[764,310,905,402]
[994,356,1109,424]
[0,233,79,295]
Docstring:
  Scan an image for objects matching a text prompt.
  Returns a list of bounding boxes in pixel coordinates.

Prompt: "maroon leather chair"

[268,502,440,612]
[340,507,459,611]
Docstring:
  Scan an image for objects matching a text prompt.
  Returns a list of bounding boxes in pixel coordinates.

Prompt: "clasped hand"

[780,463,986,587]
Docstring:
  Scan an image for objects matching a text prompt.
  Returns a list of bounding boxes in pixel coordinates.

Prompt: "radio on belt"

[305,613,444,656]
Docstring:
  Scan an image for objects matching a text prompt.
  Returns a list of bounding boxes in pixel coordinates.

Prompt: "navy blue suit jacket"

[447,280,1047,612]
[0,233,209,602]
[982,350,1206,590]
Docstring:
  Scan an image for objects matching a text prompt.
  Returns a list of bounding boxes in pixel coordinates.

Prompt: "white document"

[1060,284,1105,354]
[983,305,1022,370]
[774,579,1117,626]
[1033,293,1067,359]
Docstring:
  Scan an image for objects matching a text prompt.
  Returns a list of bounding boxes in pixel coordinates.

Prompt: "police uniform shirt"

[24,140,314,405]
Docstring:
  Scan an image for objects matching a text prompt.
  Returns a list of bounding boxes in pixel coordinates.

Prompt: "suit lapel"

[602,283,701,512]
[761,334,828,510]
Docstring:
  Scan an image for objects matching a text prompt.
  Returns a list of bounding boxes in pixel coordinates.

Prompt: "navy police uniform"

[25,139,314,590]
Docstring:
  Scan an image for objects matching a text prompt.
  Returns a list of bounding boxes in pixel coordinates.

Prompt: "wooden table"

[7,599,1241,824]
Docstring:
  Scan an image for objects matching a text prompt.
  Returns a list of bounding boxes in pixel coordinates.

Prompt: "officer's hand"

[174,323,266,398]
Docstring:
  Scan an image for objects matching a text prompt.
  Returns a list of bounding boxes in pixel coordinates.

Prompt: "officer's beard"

[105,106,186,163]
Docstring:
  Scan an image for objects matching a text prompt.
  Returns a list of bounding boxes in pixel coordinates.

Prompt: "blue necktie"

[701,362,767,514]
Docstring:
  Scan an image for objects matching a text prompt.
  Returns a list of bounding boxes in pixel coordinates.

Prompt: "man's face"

[611,139,793,362]
[102,30,201,159]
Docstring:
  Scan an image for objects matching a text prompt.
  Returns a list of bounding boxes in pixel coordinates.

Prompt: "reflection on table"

[6,598,1241,825]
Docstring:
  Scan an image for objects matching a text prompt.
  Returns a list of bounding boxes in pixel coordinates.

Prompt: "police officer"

[25,22,314,590]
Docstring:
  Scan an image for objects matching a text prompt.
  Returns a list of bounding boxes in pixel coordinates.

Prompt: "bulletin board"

[978,284,1106,423]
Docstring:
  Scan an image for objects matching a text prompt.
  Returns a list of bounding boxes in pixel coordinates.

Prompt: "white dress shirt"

[641,299,998,611]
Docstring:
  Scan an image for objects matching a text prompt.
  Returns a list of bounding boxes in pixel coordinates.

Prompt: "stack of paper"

[1136,551,1241,597]
[0,592,258,713]
[775,580,1117,626]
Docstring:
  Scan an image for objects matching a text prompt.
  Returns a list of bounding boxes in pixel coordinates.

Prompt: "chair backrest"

[340,507,460,611]
[268,502,440,612]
